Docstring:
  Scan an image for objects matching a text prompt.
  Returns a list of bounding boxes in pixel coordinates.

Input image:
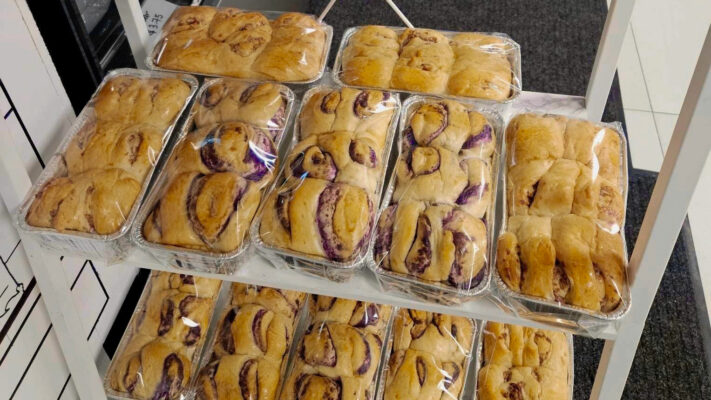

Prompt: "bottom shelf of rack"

[118,247,619,339]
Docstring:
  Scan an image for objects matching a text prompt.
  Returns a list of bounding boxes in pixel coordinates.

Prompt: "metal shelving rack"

[1,0,710,399]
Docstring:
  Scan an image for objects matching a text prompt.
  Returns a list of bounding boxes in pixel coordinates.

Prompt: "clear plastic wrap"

[133,78,296,274]
[368,96,502,304]
[333,26,522,103]
[16,69,197,262]
[279,295,394,400]
[148,7,333,84]
[104,271,223,400]
[377,309,477,400]
[475,321,573,400]
[190,283,308,400]
[493,112,630,335]
[252,86,401,282]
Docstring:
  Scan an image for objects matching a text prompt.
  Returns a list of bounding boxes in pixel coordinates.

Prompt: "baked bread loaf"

[341,25,399,87]
[143,122,277,253]
[194,81,288,140]
[308,294,392,338]
[374,202,487,289]
[477,322,570,400]
[157,7,327,82]
[339,26,515,101]
[447,33,514,101]
[383,309,475,400]
[259,178,374,262]
[373,99,496,291]
[298,87,396,146]
[109,336,192,400]
[280,322,383,400]
[26,75,190,236]
[284,131,384,194]
[152,271,222,298]
[497,113,627,312]
[391,29,454,94]
[26,168,141,235]
[195,283,305,400]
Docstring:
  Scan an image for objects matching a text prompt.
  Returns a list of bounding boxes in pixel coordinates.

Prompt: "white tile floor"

[617,0,711,321]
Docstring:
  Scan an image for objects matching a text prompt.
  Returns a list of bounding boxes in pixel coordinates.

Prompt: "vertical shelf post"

[0,119,107,399]
[590,26,711,400]
[115,0,149,69]
[585,0,636,121]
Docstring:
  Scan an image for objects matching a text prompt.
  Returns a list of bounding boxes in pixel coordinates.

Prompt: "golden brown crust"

[308,295,392,338]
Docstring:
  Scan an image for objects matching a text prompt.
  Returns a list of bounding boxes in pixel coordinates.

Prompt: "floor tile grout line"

[624,107,680,117]
[628,24,667,154]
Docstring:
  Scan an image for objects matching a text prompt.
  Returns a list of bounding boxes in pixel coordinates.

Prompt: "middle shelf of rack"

[115,243,619,339]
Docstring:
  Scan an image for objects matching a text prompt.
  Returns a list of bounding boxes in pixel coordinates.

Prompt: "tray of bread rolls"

[376,308,478,400]
[132,77,296,274]
[368,95,504,304]
[16,68,198,262]
[279,294,395,400]
[251,85,401,282]
[493,112,631,334]
[189,283,308,400]
[104,271,223,400]
[147,7,333,85]
[332,26,522,104]
[474,321,574,400]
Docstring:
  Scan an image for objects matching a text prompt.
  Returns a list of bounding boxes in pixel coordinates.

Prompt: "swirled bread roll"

[64,121,163,181]
[109,337,192,400]
[308,295,391,338]
[391,146,467,204]
[93,76,190,129]
[383,309,475,400]
[284,131,383,194]
[391,29,454,94]
[194,81,288,140]
[341,25,399,87]
[259,178,374,262]
[374,202,487,289]
[197,354,281,400]
[251,13,327,82]
[447,33,514,101]
[26,168,141,235]
[279,322,383,400]
[134,289,212,351]
[152,271,222,298]
[478,322,570,400]
[231,283,306,322]
[298,87,396,147]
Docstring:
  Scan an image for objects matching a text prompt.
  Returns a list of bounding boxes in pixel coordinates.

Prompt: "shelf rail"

[1,1,709,399]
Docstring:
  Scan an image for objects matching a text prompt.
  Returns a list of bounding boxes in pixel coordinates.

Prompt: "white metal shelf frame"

[1,0,709,399]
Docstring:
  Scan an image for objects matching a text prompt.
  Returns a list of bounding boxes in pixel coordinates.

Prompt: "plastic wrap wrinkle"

[252,85,401,282]
[491,111,630,336]
[16,68,198,262]
[368,95,503,304]
[133,77,296,275]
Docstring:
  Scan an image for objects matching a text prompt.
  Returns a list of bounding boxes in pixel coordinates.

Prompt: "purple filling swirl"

[415,356,427,386]
[374,205,397,267]
[238,359,257,400]
[252,309,267,353]
[406,215,432,274]
[243,131,276,181]
[275,192,291,232]
[442,362,461,389]
[456,183,488,205]
[316,185,345,261]
[295,375,342,400]
[218,308,237,355]
[239,84,259,104]
[353,303,380,328]
[462,124,492,149]
[158,299,175,337]
[349,140,378,168]
[200,83,226,108]
[152,353,184,400]
[290,146,337,181]
[320,91,340,114]
[355,334,372,375]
